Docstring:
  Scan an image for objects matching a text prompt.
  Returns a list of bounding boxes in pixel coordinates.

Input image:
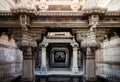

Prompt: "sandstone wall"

[96,36,120,81]
[0,33,23,82]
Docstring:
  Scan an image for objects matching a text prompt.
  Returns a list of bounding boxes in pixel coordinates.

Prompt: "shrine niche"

[54,50,66,63]
[50,47,69,68]
[40,32,78,71]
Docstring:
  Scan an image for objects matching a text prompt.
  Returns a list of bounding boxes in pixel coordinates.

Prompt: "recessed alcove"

[47,43,72,69]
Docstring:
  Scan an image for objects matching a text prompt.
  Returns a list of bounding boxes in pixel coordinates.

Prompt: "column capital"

[40,36,48,48]
[71,37,79,48]
[40,43,47,48]
[81,29,100,49]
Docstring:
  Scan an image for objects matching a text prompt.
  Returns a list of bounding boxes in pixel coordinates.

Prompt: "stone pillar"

[73,77,79,82]
[83,53,86,76]
[40,45,47,73]
[83,13,99,81]
[72,46,79,73]
[21,47,35,82]
[85,47,96,82]
[78,50,82,67]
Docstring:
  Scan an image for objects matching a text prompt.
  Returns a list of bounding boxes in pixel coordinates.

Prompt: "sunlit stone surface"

[0,33,22,81]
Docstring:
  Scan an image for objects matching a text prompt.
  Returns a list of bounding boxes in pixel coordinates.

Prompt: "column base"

[21,76,35,82]
[73,77,79,82]
[40,65,47,73]
[40,77,46,82]
[84,76,97,82]
[72,67,79,74]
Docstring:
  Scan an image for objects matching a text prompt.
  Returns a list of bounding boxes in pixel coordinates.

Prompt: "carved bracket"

[89,14,99,30]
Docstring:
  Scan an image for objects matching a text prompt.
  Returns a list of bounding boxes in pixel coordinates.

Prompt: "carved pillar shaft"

[22,47,35,82]
[40,45,47,73]
[72,47,78,73]
[83,54,86,76]
[85,47,96,82]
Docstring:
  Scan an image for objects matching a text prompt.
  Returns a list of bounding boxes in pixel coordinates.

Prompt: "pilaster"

[85,47,96,82]
[21,46,35,82]
[40,37,48,73]
[71,39,79,74]
[14,14,37,82]
[40,44,47,73]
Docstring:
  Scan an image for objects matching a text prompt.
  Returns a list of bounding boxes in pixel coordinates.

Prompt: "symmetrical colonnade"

[0,0,120,82]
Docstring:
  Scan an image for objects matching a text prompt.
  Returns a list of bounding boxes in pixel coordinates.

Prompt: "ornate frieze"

[0,9,120,18]
[31,22,88,28]
[82,8,107,17]
[0,12,13,16]
[35,11,83,16]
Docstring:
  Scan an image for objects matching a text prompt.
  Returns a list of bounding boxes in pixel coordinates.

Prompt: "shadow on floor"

[11,75,117,82]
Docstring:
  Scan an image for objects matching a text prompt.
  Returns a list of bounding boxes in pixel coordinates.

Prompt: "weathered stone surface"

[0,33,23,81]
[96,36,120,81]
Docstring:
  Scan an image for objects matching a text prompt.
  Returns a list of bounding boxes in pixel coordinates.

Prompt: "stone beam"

[30,22,88,28]
[0,22,20,28]
[0,21,120,29]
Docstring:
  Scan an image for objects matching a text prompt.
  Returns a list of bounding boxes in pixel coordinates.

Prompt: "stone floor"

[35,68,83,76]
[10,68,117,82]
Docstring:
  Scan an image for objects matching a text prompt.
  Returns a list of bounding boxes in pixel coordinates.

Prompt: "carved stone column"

[80,31,98,82]
[80,13,99,81]
[17,14,37,82]
[71,40,79,74]
[72,46,78,73]
[78,50,82,67]
[40,44,47,73]
[85,47,96,82]
[83,52,86,76]
[21,47,35,82]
